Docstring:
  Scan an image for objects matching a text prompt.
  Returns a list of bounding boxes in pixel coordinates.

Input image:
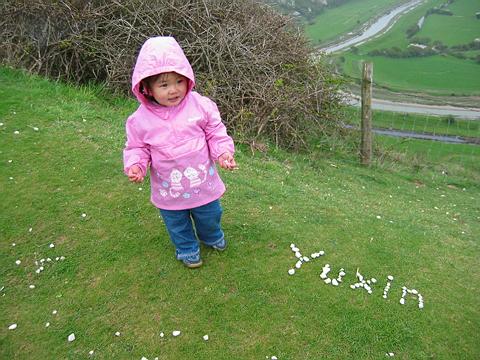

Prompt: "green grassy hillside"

[305,0,401,45]
[334,0,480,95]
[1,67,479,359]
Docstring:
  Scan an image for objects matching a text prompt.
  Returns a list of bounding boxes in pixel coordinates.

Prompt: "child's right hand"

[127,165,144,183]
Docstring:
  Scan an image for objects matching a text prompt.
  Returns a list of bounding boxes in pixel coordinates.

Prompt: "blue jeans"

[159,199,225,260]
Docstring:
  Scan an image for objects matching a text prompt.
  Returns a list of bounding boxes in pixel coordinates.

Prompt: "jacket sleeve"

[201,97,235,161]
[123,116,151,176]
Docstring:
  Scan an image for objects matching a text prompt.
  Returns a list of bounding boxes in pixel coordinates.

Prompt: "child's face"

[148,72,188,107]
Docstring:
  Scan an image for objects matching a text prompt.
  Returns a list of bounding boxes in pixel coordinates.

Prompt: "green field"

[342,54,480,95]
[304,0,401,45]
[1,67,480,359]
[334,0,480,95]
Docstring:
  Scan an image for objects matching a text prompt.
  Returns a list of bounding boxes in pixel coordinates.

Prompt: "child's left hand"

[218,152,238,170]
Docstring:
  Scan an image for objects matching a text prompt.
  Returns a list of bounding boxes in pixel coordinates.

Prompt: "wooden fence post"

[360,62,373,166]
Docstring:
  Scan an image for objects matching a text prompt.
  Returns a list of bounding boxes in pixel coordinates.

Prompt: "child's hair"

[139,73,173,98]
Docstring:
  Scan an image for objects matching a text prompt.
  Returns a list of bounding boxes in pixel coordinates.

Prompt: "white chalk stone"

[8,323,17,330]
[412,289,418,295]
[400,298,405,305]
[371,278,377,283]
[350,285,356,289]
[203,334,209,341]
[33,127,39,131]
[288,269,295,275]
[295,261,302,269]
[331,279,339,286]
[141,357,148,360]
[29,285,35,289]
[68,333,75,342]
[294,251,302,258]
[12,243,16,247]
[291,247,299,252]
[49,243,55,248]
[320,273,328,280]
[303,256,310,262]
[271,357,278,360]
[89,350,94,355]
[45,322,50,327]
[115,331,121,336]
[324,278,332,284]
[387,275,394,281]
[160,332,164,337]
[14,130,20,134]
[15,260,21,265]
[52,310,58,315]
[172,330,181,337]
[319,251,325,256]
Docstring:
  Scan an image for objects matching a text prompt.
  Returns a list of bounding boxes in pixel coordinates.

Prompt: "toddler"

[123,36,237,268]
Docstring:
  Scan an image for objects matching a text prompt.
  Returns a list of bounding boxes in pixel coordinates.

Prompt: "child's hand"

[127,165,144,183]
[218,152,238,170]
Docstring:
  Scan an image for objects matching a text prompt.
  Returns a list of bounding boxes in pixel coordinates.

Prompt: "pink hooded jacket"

[123,37,235,210]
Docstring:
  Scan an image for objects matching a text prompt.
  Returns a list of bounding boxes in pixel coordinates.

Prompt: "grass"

[418,0,480,46]
[1,67,480,359]
[336,0,480,95]
[304,0,401,46]
[343,106,480,139]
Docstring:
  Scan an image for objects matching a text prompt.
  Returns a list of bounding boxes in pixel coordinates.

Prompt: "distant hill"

[260,0,351,21]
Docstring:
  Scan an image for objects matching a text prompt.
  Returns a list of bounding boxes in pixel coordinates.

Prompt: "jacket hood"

[132,36,195,106]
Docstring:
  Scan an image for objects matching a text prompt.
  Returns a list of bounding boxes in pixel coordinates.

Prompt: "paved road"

[345,94,480,120]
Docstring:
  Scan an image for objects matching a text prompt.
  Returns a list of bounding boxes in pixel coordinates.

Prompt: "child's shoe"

[212,238,227,251]
[182,254,203,268]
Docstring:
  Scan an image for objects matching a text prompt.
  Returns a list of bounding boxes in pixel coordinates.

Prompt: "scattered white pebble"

[172,330,181,337]
[386,352,395,357]
[8,159,12,163]
[12,243,16,247]
[68,333,75,342]
[387,275,394,281]
[271,356,278,360]
[0,122,3,126]
[29,228,33,232]
[49,243,55,248]
[288,269,295,275]
[138,187,143,191]
[29,285,35,289]
[81,213,87,218]
[160,332,164,338]
[15,260,21,265]
[14,130,20,135]
[376,215,382,219]
[203,334,209,341]
[45,322,50,327]
[115,331,121,336]
[141,357,148,360]
[52,310,58,315]
[9,177,14,180]
[399,298,405,305]
[33,127,39,131]
[89,350,94,356]
[8,323,17,330]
